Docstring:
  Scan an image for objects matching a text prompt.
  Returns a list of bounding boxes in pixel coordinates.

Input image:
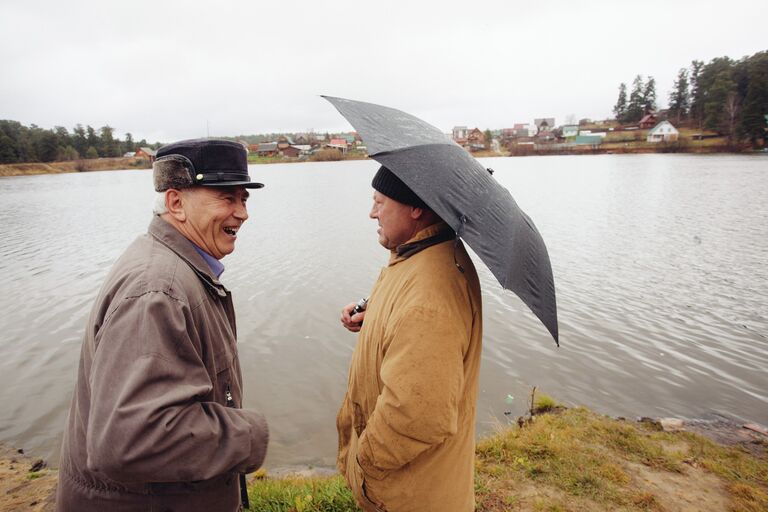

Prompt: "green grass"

[248,475,360,512]
[532,393,558,414]
[247,155,288,164]
[246,406,767,511]
[474,407,767,511]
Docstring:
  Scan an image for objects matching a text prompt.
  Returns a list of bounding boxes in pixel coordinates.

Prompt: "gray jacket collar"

[147,216,228,297]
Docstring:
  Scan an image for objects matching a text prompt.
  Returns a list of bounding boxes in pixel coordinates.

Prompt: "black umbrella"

[323,96,559,345]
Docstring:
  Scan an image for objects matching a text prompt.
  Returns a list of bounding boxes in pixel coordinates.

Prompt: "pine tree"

[668,68,690,123]
[34,129,58,162]
[740,51,768,146]
[642,76,657,113]
[704,70,736,133]
[626,75,645,123]
[73,124,88,157]
[613,83,628,122]
[100,125,120,157]
[124,132,135,153]
[689,60,705,128]
[86,126,100,156]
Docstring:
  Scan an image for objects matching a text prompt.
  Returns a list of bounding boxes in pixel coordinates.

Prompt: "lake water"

[0,154,766,470]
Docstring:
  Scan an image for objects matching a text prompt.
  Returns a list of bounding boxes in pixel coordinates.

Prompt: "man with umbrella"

[329,96,557,511]
[338,165,483,511]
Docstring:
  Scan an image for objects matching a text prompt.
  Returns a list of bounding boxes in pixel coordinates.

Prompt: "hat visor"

[200,181,264,189]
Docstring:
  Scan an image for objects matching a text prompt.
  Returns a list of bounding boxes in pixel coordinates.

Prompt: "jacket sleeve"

[85,290,268,483]
[357,305,467,478]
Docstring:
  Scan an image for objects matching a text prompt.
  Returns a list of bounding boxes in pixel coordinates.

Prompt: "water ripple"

[0,156,766,467]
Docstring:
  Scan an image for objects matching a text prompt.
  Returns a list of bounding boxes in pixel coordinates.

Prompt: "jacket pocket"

[354,455,387,512]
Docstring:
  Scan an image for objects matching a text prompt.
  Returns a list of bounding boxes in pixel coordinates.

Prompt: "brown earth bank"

[507,144,755,157]
[2,406,765,512]
[0,157,151,177]
[0,444,56,512]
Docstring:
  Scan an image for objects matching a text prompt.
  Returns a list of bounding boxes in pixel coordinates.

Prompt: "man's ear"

[166,189,186,222]
[409,206,424,220]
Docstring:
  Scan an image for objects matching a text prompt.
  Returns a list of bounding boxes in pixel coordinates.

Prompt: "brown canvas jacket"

[56,216,268,512]
[337,222,483,512]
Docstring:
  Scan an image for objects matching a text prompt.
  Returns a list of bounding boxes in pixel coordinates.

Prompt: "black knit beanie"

[371,166,428,209]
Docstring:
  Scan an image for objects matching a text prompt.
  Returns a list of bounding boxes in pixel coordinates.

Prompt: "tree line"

[0,121,160,164]
[613,50,768,146]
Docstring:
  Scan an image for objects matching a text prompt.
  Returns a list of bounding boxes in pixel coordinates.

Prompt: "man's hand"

[341,302,365,333]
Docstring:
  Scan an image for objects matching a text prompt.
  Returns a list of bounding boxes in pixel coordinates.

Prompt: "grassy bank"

[0,157,150,177]
[247,402,767,512]
[510,127,756,157]
[247,151,369,165]
[1,402,765,511]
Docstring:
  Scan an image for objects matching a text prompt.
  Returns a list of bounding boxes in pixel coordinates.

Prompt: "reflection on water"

[0,154,766,469]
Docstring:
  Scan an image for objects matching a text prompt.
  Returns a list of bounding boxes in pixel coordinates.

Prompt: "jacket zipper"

[225,384,249,510]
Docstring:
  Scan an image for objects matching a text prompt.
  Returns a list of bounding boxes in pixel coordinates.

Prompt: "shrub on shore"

[310,149,344,162]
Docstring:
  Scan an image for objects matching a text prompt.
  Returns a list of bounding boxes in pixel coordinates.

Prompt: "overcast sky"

[1,0,765,142]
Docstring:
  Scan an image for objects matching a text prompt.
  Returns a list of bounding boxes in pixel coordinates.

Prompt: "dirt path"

[0,445,56,512]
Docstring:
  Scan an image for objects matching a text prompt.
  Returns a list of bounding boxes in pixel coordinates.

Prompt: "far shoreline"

[1,148,763,178]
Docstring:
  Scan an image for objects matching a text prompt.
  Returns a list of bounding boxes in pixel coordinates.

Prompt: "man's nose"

[235,201,249,221]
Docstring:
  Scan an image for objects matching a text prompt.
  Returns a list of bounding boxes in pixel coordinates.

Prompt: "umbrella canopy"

[323,96,559,345]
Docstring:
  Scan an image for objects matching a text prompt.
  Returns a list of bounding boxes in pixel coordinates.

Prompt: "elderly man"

[56,139,268,512]
[338,166,483,512]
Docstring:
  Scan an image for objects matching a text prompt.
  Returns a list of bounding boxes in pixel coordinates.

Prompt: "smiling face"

[174,186,249,259]
[369,190,421,250]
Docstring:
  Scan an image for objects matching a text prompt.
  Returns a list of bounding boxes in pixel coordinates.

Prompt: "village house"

[255,142,278,157]
[467,127,484,147]
[534,118,555,134]
[639,114,658,129]
[647,121,679,143]
[327,138,348,154]
[281,144,312,158]
[452,126,468,144]
[514,123,532,137]
[277,136,293,151]
[535,130,556,143]
[135,147,156,162]
[500,124,532,140]
[562,125,579,138]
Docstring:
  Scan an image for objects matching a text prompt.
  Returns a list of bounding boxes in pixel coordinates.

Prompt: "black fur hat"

[153,138,264,192]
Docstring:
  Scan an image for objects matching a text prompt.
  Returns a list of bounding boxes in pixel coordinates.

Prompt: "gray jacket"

[56,216,268,512]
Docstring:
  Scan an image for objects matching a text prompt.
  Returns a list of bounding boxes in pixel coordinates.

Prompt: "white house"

[452,126,468,141]
[562,125,579,138]
[647,121,679,143]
